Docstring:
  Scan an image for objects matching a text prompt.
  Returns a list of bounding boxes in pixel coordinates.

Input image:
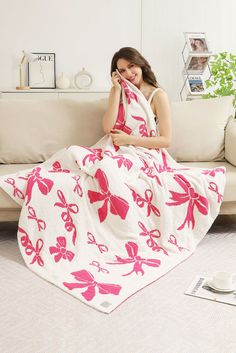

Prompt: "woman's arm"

[102,87,121,134]
[102,72,122,134]
[110,89,172,148]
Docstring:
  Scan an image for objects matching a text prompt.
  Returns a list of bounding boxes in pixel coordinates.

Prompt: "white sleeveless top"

[148,87,161,121]
[148,87,161,104]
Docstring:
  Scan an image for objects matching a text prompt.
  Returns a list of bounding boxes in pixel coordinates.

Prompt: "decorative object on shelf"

[184,74,206,95]
[56,72,70,89]
[16,51,39,90]
[28,53,56,89]
[74,68,93,89]
[202,52,236,109]
[180,32,211,101]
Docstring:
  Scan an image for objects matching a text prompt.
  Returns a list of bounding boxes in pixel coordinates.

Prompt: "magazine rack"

[180,32,212,101]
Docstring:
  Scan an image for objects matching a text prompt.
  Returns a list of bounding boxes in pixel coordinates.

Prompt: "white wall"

[142,0,236,100]
[0,0,141,90]
[0,0,235,100]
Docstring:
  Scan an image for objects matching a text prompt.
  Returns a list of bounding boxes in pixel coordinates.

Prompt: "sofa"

[0,95,235,222]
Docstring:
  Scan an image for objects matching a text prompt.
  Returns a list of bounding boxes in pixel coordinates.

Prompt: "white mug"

[212,271,236,289]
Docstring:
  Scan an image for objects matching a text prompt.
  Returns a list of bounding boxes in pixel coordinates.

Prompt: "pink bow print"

[63,270,122,301]
[154,151,176,173]
[208,182,223,203]
[88,169,129,222]
[89,261,109,274]
[49,161,70,173]
[168,234,189,252]
[104,150,133,171]
[54,190,79,245]
[166,174,208,230]
[87,232,109,253]
[131,115,148,136]
[140,158,162,186]
[49,236,75,263]
[128,186,160,217]
[27,206,46,231]
[4,178,25,200]
[55,190,79,222]
[202,167,225,177]
[107,241,161,276]
[138,221,168,256]
[121,80,138,104]
[82,148,103,166]
[138,221,161,247]
[18,227,44,267]
[113,103,132,135]
[72,175,83,197]
[19,167,53,205]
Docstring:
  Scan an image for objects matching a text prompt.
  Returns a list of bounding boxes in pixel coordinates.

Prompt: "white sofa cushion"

[0,99,106,163]
[167,96,234,162]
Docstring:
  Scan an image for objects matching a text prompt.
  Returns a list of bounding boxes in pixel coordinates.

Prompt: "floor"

[0,216,236,353]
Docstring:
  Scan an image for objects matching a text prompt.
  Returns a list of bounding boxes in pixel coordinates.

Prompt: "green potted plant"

[202,52,236,110]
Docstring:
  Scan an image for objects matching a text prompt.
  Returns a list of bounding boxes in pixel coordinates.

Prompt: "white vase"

[56,73,70,89]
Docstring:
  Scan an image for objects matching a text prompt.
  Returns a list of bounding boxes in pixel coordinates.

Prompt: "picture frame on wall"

[28,53,56,89]
[185,75,206,95]
[185,54,211,74]
[184,32,211,54]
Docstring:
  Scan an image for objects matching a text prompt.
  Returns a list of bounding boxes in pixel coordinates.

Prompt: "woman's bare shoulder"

[153,88,168,100]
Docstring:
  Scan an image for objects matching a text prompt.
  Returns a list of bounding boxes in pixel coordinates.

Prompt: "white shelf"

[0,88,110,93]
[0,88,110,101]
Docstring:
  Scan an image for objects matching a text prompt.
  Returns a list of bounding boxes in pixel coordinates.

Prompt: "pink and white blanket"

[0,79,226,313]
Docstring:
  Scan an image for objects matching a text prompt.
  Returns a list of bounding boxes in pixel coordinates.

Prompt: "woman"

[103,47,172,149]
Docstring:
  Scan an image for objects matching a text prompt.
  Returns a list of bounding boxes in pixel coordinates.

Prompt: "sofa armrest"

[225,117,236,166]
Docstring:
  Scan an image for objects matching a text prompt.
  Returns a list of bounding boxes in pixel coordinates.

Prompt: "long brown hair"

[111,47,159,88]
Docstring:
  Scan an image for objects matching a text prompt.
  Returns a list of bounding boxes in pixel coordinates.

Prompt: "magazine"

[184,75,206,95]
[185,275,236,307]
[184,32,211,54]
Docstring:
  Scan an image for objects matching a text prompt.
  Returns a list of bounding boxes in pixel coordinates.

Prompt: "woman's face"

[116,58,143,87]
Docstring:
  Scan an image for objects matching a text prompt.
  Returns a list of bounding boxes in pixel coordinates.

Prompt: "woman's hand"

[109,129,132,146]
[111,71,121,90]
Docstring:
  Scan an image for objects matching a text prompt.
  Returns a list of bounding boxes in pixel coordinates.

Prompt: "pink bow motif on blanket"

[131,115,149,136]
[19,167,54,205]
[121,80,138,104]
[72,175,83,197]
[89,261,109,274]
[88,169,129,222]
[18,227,44,266]
[49,236,75,263]
[127,186,160,217]
[4,178,25,200]
[48,161,70,173]
[208,182,223,203]
[166,174,208,230]
[107,241,161,276]
[113,103,132,135]
[104,150,133,171]
[138,221,169,256]
[27,206,46,231]
[168,234,189,252]
[87,232,109,253]
[63,270,122,301]
[202,167,225,177]
[139,158,162,186]
[154,151,176,173]
[82,148,103,166]
[54,190,79,245]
